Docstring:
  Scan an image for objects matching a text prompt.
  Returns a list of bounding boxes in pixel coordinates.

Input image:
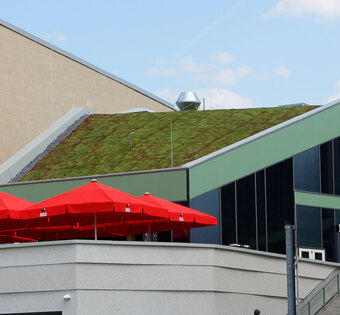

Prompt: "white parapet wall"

[0,240,337,315]
[0,108,93,184]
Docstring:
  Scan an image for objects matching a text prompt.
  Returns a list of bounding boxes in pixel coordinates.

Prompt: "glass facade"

[256,170,266,251]
[189,136,340,260]
[322,208,336,262]
[221,183,236,245]
[334,138,340,195]
[266,158,294,253]
[219,158,294,254]
[321,141,334,194]
[294,147,320,192]
[237,175,256,248]
[296,205,322,248]
[190,189,221,244]
[293,137,340,197]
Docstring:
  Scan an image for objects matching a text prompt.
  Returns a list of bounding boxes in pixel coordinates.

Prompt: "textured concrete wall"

[0,23,173,164]
[0,240,337,315]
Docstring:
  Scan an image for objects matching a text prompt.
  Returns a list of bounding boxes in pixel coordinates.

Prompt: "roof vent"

[176,92,201,111]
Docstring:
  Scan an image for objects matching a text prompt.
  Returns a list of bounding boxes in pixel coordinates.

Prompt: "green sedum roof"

[21,106,318,181]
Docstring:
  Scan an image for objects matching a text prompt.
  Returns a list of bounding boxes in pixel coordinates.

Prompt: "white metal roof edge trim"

[0,18,175,111]
[0,108,94,184]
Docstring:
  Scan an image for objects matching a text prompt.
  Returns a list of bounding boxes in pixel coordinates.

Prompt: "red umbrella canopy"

[140,193,217,225]
[92,192,218,236]
[0,233,37,243]
[9,180,169,223]
[0,191,34,220]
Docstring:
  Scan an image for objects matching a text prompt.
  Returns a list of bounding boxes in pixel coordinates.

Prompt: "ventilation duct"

[176,92,201,111]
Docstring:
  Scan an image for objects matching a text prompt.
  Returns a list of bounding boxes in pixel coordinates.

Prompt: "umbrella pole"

[148,223,151,242]
[94,213,97,240]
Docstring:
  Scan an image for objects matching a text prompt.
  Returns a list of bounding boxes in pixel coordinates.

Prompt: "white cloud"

[148,53,254,84]
[273,65,291,79]
[148,67,177,77]
[212,69,236,85]
[334,79,340,91]
[210,64,253,85]
[149,54,288,101]
[178,56,212,73]
[236,64,253,79]
[210,52,234,64]
[267,0,340,20]
[155,88,254,109]
[196,88,254,109]
[148,52,232,78]
[154,88,180,103]
[327,93,340,103]
[148,56,212,77]
[44,32,67,43]
[327,79,340,102]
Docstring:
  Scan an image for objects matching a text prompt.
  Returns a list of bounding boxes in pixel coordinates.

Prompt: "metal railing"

[299,269,340,315]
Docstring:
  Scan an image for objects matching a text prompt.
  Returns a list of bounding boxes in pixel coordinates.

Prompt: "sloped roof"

[21,106,318,181]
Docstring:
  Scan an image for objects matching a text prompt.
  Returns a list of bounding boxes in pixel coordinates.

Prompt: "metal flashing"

[0,166,186,187]
[183,101,339,168]
[0,18,175,111]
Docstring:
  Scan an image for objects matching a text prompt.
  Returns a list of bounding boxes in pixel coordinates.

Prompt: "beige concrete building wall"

[0,22,173,164]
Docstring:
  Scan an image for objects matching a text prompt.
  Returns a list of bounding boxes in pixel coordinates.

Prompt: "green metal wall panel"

[295,191,340,210]
[189,104,340,198]
[0,169,187,203]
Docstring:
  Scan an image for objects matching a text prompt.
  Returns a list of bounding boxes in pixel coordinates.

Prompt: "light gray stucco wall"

[0,240,337,315]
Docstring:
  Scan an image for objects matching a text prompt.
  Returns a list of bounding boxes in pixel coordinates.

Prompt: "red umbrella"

[0,191,34,219]
[0,233,37,243]
[8,180,169,240]
[91,192,218,236]
[0,191,38,242]
[140,193,217,226]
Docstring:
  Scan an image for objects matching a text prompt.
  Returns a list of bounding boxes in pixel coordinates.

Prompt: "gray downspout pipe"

[285,224,296,315]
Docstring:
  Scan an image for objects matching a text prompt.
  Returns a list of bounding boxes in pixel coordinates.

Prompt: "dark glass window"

[322,208,335,262]
[266,158,294,254]
[221,183,236,245]
[157,230,171,242]
[190,189,220,244]
[334,138,340,195]
[321,141,334,194]
[256,170,266,251]
[236,174,256,249]
[334,210,340,262]
[294,147,320,193]
[301,251,309,258]
[315,252,323,260]
[296,205,322,248]
[335,210,340,225]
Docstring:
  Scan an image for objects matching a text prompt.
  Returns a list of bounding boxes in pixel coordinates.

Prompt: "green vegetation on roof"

[21,106,318,181]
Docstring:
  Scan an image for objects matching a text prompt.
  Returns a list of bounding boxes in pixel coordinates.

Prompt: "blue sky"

[2,0,340,109]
